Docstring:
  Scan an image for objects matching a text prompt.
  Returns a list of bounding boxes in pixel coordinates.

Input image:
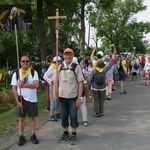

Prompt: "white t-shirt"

[11,70,39,102]
[144,61,150,71]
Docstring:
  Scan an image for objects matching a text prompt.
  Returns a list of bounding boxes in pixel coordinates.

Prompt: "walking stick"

[14,24,23,114]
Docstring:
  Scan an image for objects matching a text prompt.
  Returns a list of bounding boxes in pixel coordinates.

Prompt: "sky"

[85,0,150,47]
[134,0,150,40]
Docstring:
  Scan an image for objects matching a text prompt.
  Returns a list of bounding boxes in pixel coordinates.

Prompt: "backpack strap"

[16,69,34,80]
[59,63,77,77]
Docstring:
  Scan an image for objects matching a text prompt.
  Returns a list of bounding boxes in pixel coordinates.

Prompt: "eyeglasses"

[21,60,30,63]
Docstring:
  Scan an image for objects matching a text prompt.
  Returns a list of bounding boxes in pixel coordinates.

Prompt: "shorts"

[132,72,137,76]
[16,97,38,118]
[119,71,126,81]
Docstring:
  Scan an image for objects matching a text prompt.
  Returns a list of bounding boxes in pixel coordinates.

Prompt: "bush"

[0,87,15,113]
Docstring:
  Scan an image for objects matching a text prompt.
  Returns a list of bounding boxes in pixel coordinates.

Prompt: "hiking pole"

[14,24,23,114]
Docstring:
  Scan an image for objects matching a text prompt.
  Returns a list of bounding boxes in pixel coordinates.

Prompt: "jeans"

[59,97,79,128]
[50,84,59,111]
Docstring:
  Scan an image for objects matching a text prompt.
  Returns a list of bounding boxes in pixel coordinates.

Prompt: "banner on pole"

[0,4,32,31]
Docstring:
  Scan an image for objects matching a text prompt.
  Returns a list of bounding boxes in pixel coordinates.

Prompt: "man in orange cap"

[53,48,84,145]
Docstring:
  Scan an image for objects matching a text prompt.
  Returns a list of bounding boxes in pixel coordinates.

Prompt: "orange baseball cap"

[63,48,74,54]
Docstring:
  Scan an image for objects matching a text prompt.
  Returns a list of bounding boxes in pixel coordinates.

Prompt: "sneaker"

[83,121,88,127]
[31,134,39,144]
[55,113,61,118]
[58,134,70,143]
[94,113,101,118]
[112,86,116,91]
[70,134,77,145]
[120,90,127,94]
[45,108,50,113]
[18,135,26,146]
[107,96,111,100]
[100,113,104,117]
[49,115,58,122]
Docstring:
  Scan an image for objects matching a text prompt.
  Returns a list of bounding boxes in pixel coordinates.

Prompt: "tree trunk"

[37,0,47,61]
[80,0,85,55]
[45,0,56,56]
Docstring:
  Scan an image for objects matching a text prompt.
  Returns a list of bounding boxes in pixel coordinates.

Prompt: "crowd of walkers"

[42,48,150,145]
[11,47,149,147]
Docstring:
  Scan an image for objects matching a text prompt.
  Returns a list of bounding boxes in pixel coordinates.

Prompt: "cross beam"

[48,9,67,34]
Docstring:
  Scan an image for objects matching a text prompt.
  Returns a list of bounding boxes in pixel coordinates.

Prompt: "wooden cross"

[47,9,67,59]
[47,9,67,96]
[48,9,67,35]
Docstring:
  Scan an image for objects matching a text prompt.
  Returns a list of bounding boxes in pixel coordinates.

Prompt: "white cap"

[73,57,78,64]
[52,56,61,62]
[97,51,104,56]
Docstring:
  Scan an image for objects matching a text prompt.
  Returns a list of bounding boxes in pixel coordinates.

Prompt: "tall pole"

[15,24,23,114]
[47,9,67,95]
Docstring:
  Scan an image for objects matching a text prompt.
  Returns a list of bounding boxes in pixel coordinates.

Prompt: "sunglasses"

[21,60,30,63]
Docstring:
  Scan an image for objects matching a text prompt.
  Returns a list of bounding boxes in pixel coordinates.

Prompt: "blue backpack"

[134,63,139,70]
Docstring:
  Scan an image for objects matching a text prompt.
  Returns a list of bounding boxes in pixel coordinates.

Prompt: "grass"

[0,85,47,135]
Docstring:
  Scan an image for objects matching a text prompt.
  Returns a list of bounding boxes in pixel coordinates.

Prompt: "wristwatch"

[78,97,82,100]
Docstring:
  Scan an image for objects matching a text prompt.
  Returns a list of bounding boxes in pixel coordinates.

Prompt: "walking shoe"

[31,134,39,144]
[83,121,88,127]
[18,135,26,146]
[94,113,101,118]
[112,86,116,91]
[70,134,77,145]
[55,113,61,118]
[107,96,111,100]
[100,113,104,117]
[49,115,58,122]
[58,134,70,143]
[120,90,127,94]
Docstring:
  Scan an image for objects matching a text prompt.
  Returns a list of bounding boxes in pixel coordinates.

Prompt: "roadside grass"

[0,85,47,135]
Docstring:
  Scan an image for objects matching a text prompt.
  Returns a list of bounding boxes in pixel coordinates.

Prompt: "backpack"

[59,63,78,77]
[94,70,105,85]
[40,64,49,82]
[59,63,86,97]
[15,69,34,80]
[134,63,139,70]
[117,60,123,71]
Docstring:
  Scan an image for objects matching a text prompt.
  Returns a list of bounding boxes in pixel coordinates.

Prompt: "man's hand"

[76,98,82,108]
[54,95,59,104]
[17,101,23,109]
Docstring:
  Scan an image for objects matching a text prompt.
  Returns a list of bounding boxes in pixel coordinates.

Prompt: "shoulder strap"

[31,69,35,77]
[71,63,78,77]
[16,69,34,80]
[59,63,78,77]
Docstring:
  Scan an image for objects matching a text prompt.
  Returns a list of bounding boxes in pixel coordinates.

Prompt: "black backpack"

[59,63,78,77]
[94,70,105,85]
[118,60,123,71]
[59,63,86,97]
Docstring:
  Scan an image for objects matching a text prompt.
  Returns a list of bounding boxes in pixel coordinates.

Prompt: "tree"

[88,0,150,53]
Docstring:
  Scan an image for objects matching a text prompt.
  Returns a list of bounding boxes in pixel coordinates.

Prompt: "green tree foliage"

[88,0,150,53]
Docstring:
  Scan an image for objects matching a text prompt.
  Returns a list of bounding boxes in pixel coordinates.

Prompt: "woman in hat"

[90,53,115,117]
[43,56,62,121]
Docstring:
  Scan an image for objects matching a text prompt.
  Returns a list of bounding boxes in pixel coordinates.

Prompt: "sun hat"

[97,51,104,56]
[52,56,61,62]
[96,60,105,68]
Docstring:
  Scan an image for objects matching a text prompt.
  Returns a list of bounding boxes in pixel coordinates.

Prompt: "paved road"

[2,75,150,150]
